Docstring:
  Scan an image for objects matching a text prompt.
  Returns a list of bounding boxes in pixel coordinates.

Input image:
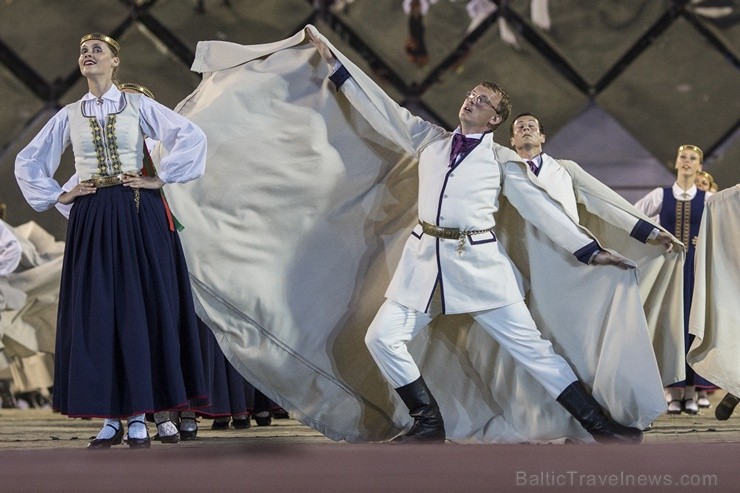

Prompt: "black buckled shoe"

[254,412,272,427]
[152,430,180,444]
[232,416,251,429]
[211,417,230,430]
[179,417,198,441]
[666,399,682,415]
[153,419,180,444]
[125,419,151,449]
[88,422,124,449]
[682,398,699,415]
[126,435,152,449]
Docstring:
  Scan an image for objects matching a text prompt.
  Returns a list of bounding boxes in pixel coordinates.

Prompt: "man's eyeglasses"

[465,91,498,113]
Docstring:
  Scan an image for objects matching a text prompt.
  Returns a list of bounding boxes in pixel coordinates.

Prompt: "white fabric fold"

[166,25,669,443]
[688,185,740,396]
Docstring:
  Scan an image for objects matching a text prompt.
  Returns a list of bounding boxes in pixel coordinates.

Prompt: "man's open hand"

[649,231,674,253]
[591,250,636,270]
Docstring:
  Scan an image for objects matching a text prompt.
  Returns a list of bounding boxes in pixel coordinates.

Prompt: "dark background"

[1,0,737,239]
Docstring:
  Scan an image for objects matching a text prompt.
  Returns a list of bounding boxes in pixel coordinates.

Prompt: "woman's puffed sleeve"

[14,108,69,211]
[138,97,206,184]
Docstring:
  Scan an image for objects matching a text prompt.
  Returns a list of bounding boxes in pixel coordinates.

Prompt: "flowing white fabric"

[688,184,740,396]
[0,221,26,348]
[546,158,686,386]
[165,26,668,443]
[0,221,64,360]
[0,221,62,403]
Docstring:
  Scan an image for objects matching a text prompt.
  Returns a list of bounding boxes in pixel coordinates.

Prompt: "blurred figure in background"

[404,0,430,67]
[0,208,23,409]
[694,170,716,193]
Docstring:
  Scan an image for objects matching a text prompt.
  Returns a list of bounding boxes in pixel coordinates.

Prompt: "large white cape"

[688,185,740,396]
[164,26,669,443]
[528,158,686,387]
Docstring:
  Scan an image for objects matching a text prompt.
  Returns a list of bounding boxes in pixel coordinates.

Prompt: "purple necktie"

[527,160,538,175]
[449,133,479,167]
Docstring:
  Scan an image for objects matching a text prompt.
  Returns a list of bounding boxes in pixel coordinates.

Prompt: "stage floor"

[1,392,737,491]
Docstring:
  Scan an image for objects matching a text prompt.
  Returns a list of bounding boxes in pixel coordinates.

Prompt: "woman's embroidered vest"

[67,93,145,180]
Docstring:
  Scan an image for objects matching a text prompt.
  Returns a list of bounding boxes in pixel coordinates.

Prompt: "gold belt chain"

[84,174,126,188]
[82,173,141,212]
[419,220,495,256]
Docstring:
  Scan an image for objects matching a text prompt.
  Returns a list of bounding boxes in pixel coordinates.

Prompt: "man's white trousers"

[365,298,578,398]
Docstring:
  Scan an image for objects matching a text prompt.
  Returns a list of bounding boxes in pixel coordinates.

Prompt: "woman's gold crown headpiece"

[678,144,703,162]
[80,33,120,55]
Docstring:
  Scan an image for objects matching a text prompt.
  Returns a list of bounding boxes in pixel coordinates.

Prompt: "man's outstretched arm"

[306,26,445,156]
[502,160,635,270]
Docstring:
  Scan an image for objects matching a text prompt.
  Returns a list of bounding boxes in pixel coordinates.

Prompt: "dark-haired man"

[509,113,672,251]
[508,112,685,394]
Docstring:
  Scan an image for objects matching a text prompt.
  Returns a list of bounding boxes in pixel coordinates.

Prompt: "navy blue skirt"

[674,248,716,389]
[53,185,208,418]
[196,318,254,417]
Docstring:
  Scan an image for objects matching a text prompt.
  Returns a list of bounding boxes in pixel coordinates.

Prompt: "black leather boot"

[556,381,643,444]
[715,393,739,421]
[0,379,16,408]
[392,376,445,444]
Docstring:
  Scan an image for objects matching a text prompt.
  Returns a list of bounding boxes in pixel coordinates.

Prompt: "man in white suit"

[308,29,645,445]
[508,113,674,249]
[507,111,685,390]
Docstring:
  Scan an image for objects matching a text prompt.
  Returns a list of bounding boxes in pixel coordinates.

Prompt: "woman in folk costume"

[14,33,208,449]
[56,81,201,444]
[635,145,716,414]
[694,170,715,193]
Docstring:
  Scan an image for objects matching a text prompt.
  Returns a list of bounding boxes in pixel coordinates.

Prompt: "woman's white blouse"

[15,85,206,212]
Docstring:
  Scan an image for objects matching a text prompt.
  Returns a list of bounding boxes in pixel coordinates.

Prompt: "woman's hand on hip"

[57,181,96,205]
[122,174,164,190]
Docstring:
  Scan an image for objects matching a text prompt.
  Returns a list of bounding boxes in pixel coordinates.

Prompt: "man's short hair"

[509,113,544,138]
[480,81,511,130]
